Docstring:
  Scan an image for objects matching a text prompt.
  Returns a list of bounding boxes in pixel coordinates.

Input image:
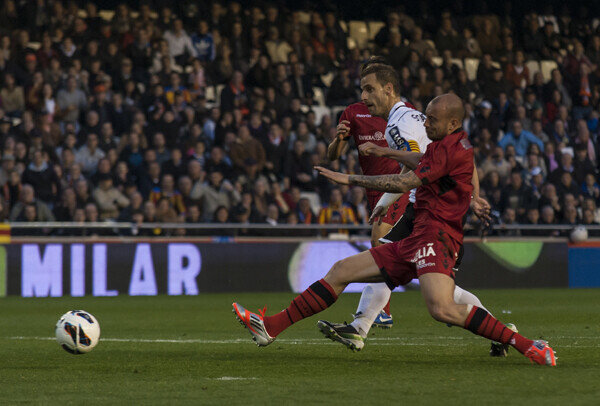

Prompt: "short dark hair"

[359,56,400,95]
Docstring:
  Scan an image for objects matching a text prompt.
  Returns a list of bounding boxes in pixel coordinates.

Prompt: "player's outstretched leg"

[233,251,384,346]
[322,282,500,352]
[232,278,337,347]
[420,273,556,366]
[453,285,519,357]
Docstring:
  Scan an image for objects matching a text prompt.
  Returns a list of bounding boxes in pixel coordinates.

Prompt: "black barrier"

[456,241,568,288]
[0,240,569,297]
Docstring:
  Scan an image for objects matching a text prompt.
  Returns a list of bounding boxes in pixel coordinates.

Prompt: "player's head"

[359,57,400,118]
[423,93,465,141]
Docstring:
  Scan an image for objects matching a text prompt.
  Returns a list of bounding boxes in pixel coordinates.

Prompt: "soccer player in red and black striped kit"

[232,93,556,366]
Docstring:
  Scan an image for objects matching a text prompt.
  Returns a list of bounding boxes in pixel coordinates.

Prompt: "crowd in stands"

[0,0,599,237]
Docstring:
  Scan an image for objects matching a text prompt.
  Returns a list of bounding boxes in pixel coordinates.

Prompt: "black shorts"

[378,203,415,243]
[377,202,464,271]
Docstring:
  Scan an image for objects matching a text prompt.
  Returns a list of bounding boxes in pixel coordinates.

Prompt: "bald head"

[424,93,465,141]
[430,93,465,121]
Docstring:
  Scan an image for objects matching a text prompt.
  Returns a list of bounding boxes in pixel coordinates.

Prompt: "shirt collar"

[387,101,405,122]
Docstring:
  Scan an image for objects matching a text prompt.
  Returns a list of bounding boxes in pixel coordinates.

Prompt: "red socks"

[264,279,338,337]
[382,300,391,316]
[464,306,533,354]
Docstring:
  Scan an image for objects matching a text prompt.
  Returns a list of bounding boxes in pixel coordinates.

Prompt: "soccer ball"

[570,226,588,243]
[55,310,101,354]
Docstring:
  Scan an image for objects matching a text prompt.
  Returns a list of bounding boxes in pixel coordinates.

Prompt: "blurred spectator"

[220,71,249,115]
[93,174,130,220]
[296,197,317,224]
[56,76,87,125]
[76,133,105,175]
[21,150,60,205]
[476,18,502,55]
[501,170,538,218]
[230,125,266,177]
[285,140,315,191]
[374,12,402,49]
[481,147,512,179]
[0,73,24,116]
[318,188,357,227]
[9,184,55,221]
[191,170,240,221]
[191,20,216,63]
[499,121,544,157]
[499,207,521,236]
[327,69,357,106]
[150,174,185,214]
[163,19,197,66]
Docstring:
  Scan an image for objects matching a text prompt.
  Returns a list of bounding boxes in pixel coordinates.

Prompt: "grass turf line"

[0,289,599,405]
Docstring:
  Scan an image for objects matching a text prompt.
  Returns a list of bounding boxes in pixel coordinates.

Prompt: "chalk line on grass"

[4,336,599,348]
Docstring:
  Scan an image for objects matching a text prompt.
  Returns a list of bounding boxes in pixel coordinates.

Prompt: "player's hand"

[369,205,388,225]
[470,196,491,226]
[358,142,384,157]
[336,120,351,140]
[314,166,350,185]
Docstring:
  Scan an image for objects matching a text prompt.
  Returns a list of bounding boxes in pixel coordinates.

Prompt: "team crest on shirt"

[460,138,473,150]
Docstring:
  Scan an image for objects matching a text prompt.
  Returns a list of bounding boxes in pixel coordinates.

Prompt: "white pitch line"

[4,336,600,348]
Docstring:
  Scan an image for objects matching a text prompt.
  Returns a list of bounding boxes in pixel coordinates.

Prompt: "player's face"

[360,74,387,117]
[424,104,446,141]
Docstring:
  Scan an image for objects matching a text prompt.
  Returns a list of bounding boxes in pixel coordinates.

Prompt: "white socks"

[453,285,490,314]
[350,283,391,336]
[350,284,490,337]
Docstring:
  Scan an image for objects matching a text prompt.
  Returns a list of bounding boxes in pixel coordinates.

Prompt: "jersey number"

[411,113,426,122]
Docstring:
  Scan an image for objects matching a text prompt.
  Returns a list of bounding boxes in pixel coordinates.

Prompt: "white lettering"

[356,114,371,117]
[22,244,62,297]
[71,244,85,297]
[168,244,201,295]
[412,244,437,262]
[92,244,118,296]
[358,131,385,142]
[129,244,158,296]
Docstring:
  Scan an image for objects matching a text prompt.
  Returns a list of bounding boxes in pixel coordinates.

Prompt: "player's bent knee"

[325,259,348,282]
[427,302,454,324]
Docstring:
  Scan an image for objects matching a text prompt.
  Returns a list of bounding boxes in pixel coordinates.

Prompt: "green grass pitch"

[1,289,599,405]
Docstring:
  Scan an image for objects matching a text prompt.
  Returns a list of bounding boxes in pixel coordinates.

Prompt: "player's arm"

[327,120,351,161]
[358,142,423,169]
[315,166,422,193]
[470,160,491,224]
[369,166,410,225]
[471,161,480,198]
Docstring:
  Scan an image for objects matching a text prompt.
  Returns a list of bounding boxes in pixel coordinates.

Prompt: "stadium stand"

[0,1,598,237]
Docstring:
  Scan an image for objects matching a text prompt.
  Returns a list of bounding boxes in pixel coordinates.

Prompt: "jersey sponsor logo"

[412,243,436,262]
[460,138,473,150]
[389,127,408,150]
[358,131,385,141]
[416,259,436,269]
[356,114,372,117]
